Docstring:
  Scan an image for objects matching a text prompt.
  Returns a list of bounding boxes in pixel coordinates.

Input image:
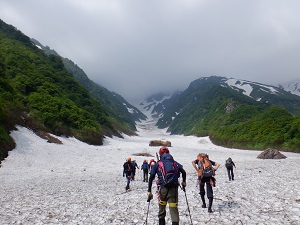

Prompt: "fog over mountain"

[1,1,300,100]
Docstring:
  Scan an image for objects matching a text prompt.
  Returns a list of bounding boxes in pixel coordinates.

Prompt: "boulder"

[257,148,287,159]
[149,140,171,147]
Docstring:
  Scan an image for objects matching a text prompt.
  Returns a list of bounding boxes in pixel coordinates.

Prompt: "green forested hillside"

[0,19,133,162]
[211,106,300,151]
[157,77,300,152]
[30,39,146,129]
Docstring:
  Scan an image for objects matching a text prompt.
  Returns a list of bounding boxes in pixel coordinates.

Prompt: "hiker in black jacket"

[225,157,236,181]
[123,157,134,190]
[131,160,139,180]
[147,146,186,225]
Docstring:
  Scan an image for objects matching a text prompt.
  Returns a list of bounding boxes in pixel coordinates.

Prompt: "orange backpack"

[197,154,214,177]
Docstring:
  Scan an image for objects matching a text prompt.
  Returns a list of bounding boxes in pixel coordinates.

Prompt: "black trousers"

[227,167,234,180]
[199,177,213,198]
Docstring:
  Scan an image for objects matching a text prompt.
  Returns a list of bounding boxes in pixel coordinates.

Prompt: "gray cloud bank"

[1,0,300,100]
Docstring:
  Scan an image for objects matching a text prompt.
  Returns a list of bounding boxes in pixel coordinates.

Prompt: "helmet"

[159,146,169,156]
[127,157,131,162]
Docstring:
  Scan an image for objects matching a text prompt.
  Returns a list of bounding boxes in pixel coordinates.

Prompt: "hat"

[159,146,169,156]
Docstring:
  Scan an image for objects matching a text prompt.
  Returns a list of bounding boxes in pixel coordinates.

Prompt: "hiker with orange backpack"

[192,153,220,213]
[123,157,134,191]
[147,146,186,225]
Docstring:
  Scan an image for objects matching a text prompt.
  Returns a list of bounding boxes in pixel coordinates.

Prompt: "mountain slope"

[31,39,147,130]
[0,19,136,163]
[154,76,300,151]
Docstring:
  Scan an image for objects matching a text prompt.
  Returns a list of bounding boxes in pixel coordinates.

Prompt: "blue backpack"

[157,153,179,186]
[141,162,149,170]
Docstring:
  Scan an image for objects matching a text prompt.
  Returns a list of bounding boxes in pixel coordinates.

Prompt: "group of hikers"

[123,146,236,225]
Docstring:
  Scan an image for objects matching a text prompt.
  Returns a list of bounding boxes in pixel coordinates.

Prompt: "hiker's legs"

[159,186,179,223]
[168,186,179,223]
[206,182,214,213]
[126,176,130,190]
[199,183,206,207]
[159,218,166,225]
[158,188,167,223]
[230,168,234,180]
[208,197,213,213]
[143,171,146,182]
[227,168,231,180]
[143,170,148,182]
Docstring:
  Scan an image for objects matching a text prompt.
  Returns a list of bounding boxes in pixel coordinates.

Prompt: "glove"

[147,192,153,202]
[181,182,186,191]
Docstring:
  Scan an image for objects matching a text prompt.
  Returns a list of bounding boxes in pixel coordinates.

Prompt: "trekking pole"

[144,197,151,225]
[180,185,193,225]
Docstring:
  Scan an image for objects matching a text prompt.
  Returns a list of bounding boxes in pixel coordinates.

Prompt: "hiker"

[141,159,150,182]
[123,157,134,191]
[131,160,139,180]
[149,158,156,169]
[192,153,220,213]
[148,146,186,225]
[225,157,236,181]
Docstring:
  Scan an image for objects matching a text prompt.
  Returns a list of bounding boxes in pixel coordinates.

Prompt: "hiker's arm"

[214,162,220,171]
[181,168,186,183]
[192,160,198,171]
[147,173,155,192]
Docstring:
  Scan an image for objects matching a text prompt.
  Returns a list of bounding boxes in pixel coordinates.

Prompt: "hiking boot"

[159,219,166,225]
[202,204,207,208]
[208,208,213,213]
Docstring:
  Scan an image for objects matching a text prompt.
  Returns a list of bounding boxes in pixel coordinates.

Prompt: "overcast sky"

[1,0,300,101]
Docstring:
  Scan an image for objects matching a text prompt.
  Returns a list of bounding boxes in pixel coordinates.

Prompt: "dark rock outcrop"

[257,148,287,159]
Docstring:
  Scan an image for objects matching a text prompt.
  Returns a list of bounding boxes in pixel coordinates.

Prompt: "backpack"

[197,154,214,178]
[124,162,132,175]
[225,158,233,169]
[157,153,179,186]
[141,162,149,170]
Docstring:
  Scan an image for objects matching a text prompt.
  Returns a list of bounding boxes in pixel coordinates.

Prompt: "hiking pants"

[199,181,213,199]
[158,185,179,223]
[143,169,149,182]
[227,167,234,180]
[126,176,131,189]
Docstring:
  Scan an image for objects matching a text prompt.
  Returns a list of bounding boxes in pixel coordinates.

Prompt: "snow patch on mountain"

[225,78,280,99]
[280,80,300,96]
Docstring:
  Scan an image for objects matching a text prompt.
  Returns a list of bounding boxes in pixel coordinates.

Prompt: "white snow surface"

[1,118,300,224]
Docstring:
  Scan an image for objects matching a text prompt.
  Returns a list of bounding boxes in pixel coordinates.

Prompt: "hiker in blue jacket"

[147,146,186,225]
[141,159,150,182]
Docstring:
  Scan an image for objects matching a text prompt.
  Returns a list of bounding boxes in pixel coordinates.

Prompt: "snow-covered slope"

[225,78,281,99]
[280,80,300,97]
[1,118,300,224]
